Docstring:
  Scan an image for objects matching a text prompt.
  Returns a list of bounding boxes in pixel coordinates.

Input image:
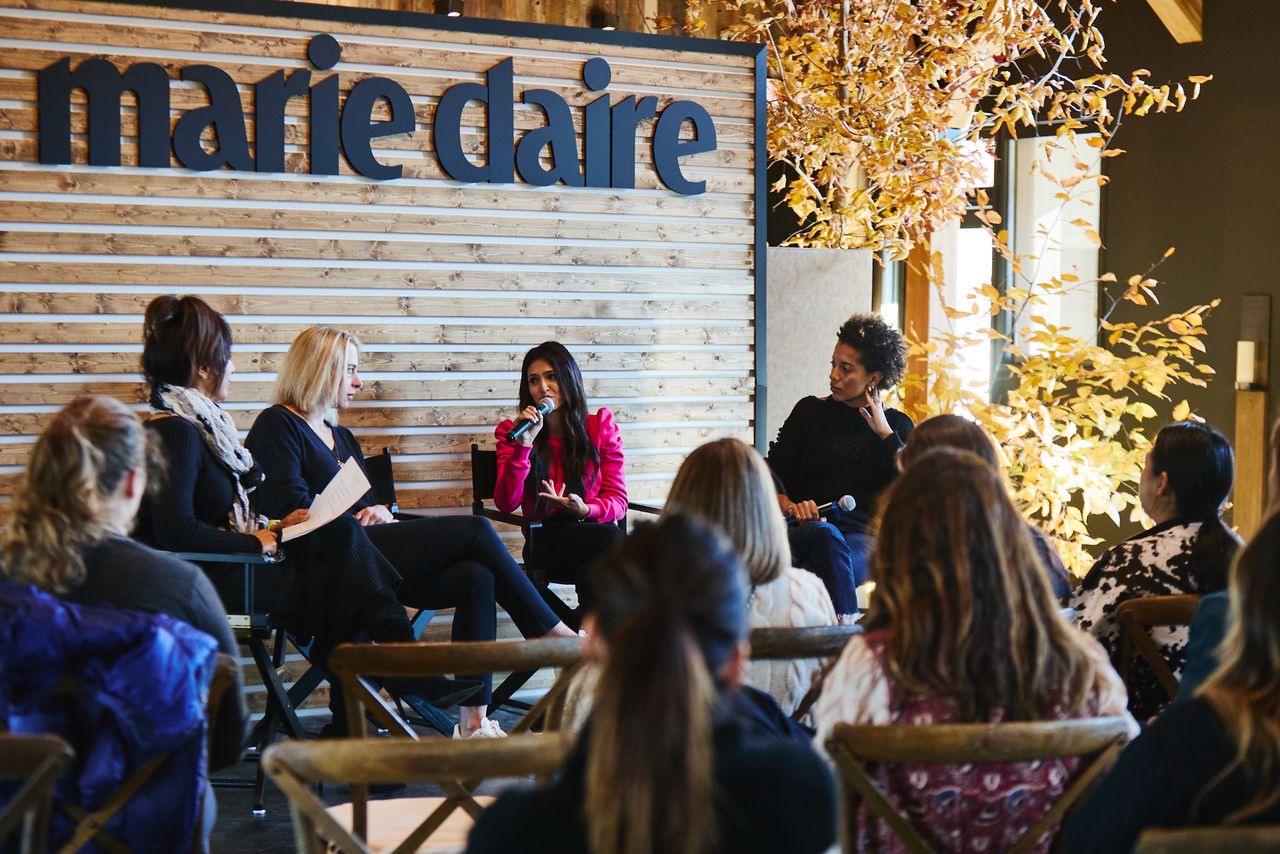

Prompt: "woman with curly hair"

[767,313,913,619]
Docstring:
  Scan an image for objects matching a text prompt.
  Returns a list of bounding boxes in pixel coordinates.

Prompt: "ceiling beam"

[1145,0,1203,44]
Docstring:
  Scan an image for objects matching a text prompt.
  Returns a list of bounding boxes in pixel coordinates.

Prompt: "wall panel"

[0,0,761,520]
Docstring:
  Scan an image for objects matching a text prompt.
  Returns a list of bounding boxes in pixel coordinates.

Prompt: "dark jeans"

[365,515,561,705]
[786,510,871,616]
[525,521,625,619]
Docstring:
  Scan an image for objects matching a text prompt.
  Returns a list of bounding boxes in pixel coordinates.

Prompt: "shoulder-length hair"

[899,413,1001,470]
[866,447,1099,721]
[2,396,148,594]
[664,437,790,586]
[141,294,233,405]
[518,342,598,513]
[1197,510,1280,822]
[273,327,359,419]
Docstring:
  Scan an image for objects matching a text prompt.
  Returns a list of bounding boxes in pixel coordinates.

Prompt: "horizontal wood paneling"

[0,0,759,513]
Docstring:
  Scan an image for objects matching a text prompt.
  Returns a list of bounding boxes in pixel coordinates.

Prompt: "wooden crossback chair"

[327,637,583,843]
[0,734,74,854]
[1134,825,1280,853]
[1115,594,1202,700]
[469,443,660,629]
[748,624,861,720]
[826,716,1131,854]
[265,733,571,854]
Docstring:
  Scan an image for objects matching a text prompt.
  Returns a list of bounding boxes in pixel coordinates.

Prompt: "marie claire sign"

[37,34,719,195]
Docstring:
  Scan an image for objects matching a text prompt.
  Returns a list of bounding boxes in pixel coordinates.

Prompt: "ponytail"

[1191,515,1240,592]
[2,397,147,594]
[585,612,718,854]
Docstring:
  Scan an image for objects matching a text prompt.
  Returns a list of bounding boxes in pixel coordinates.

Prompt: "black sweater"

[244,404,373,520]
[767,395,913,528]
[1063,696,1280,854]
[138,415,261,555]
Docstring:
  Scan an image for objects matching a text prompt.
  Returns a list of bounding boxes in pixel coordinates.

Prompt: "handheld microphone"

[786,494,856,523]
[506,397,556,442]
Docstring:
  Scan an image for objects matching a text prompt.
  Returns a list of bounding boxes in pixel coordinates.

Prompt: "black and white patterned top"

[1071,519,1225,718]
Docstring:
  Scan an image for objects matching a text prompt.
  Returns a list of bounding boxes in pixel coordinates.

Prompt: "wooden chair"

[1115,594,1202,700]
[265,733,572,854]
[826,716,1132,854]
[0,734,74,854]
[1134,825,1280,853]
[747,624,861,720]
[469,443,660,629]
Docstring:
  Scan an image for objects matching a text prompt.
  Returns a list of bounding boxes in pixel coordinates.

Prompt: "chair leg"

[490,670,537,712]
[248,630,307,816]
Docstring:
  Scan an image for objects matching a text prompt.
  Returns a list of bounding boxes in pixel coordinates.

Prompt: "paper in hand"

[280,457,372,542]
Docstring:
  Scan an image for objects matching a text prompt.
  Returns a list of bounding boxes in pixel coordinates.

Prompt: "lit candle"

[1237,341,1257,388]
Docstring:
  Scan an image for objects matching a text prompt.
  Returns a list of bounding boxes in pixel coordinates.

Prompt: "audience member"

[246,326,576,738]
[898,413,1073,599]
[468,515,837,854]
[813,448,1137,853]
[494,342,626,621]
[768,313,913,619]
[1064,508,1280,852]
[1071,421,1240,718]
[1,395,246,848]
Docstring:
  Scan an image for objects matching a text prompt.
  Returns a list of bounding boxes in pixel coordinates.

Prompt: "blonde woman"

[665,438,837,714]
[245,327,576,738]
[1064,509,1280,851]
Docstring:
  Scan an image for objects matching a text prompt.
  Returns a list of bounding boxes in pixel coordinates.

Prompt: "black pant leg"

[527,522,625,615]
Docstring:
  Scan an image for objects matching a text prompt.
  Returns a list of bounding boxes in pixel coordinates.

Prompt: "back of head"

[899,413,1000,470]
[1151,421,1239,589]
[869,447,1095,721]
[141,295,232,404]
[1199,509,1280,821]
[2,397,146,594]
[664,438,790,586]
[273,326,357,416]
[585,515,747,854]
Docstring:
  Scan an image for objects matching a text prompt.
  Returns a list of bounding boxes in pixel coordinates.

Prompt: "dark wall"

[1099,0,1280,447]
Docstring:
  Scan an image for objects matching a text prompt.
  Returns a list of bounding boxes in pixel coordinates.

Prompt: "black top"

[244,405,373,520]
[767,395,913,528]
[62,536,248,771]
[1062,696,1280,854]
[137,415,261,554]
[466,688,836,854]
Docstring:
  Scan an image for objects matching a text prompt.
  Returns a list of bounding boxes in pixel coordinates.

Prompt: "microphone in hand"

[506,397,557,442]
[786,494,856,523]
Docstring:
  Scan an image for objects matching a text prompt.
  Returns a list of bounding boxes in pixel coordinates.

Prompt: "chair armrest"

[475,506,538,529]
[173,550,270,565]
[627,501,662,516]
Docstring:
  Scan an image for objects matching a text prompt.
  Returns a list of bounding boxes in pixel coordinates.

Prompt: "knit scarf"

[153,384,259,534]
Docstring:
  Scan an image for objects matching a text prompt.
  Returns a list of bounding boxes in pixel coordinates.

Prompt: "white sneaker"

[452,718,508,739]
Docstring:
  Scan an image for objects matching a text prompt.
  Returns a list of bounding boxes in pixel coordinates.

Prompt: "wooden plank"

[0,201,754,245]
[0,169,755,221]
[0,0,756,69]
[1233,390,1268,540]
[1145,0,1203,44]
[0,374,755,405]
[1,320,753,347]
[903,235,932,411]
[0,230,754,270]
[0,348,755,375]
[0,292,754,321]
[382,452,692,483]
[0,139,756,195]
[0,401,752,434]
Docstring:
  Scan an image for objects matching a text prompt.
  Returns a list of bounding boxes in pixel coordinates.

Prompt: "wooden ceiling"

[1146,0,1203,43]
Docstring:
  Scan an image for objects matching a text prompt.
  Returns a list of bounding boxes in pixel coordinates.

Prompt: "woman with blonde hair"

[468,515,837,854]
[246,327,576,738]
[813,448,1137,852]
[664,437,836,715]
[1065,507,1280,850]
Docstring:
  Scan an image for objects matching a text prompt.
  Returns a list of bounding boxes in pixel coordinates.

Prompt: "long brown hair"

[517,342,598,516]
[2,397,148,594]
[141,294,233,404]
[663,437,790,586]
[866,447,1098,721]
[584,515,747,854]
[1197,510,1280,821]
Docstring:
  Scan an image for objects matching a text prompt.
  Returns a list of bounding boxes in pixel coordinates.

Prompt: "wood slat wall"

[0,0,760,525]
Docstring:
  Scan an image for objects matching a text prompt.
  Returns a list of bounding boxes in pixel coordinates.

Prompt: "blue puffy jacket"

[0,580,218,853]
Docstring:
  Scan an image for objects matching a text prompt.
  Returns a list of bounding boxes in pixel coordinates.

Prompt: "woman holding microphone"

[494,342,627,621]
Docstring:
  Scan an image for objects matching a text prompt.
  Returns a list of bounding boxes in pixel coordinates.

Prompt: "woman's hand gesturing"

[539,479,590,520]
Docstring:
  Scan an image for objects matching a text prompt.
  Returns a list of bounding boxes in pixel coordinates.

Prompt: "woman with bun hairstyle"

[467,515,837,854]
[139,296,480,725]
[1071,420,1241,719]
[247,327,576,738]
[897,413,1072,600]
[493,341,627,619]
